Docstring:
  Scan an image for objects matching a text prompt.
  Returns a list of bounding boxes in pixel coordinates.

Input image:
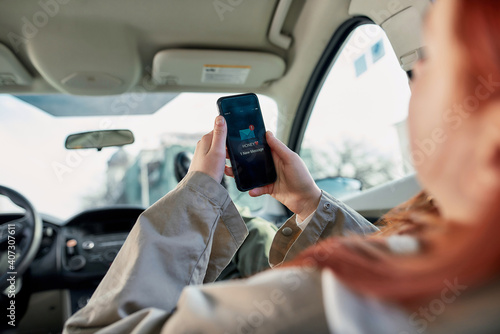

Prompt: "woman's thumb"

[266,131,293,161]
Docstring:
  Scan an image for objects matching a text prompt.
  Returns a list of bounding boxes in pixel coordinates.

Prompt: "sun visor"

[152,49,286,88]
[26,21,141,95]
[0,44,33,86]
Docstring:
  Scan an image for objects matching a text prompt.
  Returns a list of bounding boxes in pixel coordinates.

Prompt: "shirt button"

[323,202,332,211]
[281,227,293,236]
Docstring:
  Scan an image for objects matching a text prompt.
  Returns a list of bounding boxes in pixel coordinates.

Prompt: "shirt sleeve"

[66,264,330,333]
[63,171,248,333]
[67,263,408,334]
[162,267,329,333]
[270,190,379,267]
[296,210,315,230]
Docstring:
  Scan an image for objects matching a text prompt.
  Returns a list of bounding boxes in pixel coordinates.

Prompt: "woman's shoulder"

[428,278,500,334]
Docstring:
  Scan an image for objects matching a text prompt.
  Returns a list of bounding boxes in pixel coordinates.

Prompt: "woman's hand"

[189,116,227,183]
[225,131,321,221]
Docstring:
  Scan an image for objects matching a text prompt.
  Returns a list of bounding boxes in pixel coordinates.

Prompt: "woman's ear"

[468,100,500,204]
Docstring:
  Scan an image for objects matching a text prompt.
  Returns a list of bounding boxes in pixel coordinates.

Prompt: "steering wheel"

[0,186,42,291]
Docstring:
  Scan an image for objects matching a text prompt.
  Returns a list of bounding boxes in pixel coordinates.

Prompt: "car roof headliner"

[0,0,304,95]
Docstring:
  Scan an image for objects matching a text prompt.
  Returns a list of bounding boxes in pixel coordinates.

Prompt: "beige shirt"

[64,171,410,334]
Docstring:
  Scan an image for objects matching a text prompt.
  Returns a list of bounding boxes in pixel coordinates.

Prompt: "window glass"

[300,24,412,198]
[0,93,277,219]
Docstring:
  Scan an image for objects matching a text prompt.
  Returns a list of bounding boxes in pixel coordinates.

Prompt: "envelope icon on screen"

[239,129,255,140]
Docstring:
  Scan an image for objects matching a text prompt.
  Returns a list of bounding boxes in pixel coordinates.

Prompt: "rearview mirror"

[65,130,134,151]
[314,177,362,198]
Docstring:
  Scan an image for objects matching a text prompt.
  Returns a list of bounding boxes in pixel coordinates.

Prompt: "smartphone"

[217,93,277,191]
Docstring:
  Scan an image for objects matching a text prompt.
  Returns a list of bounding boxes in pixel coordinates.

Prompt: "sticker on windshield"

[202,65,250,85]
[371,39,385,64]
[354,55,368,77]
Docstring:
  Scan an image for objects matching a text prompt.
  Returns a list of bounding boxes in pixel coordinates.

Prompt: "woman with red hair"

[65,0,500,333]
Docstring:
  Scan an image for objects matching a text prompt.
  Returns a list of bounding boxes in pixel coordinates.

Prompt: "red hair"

[287,0,500,310]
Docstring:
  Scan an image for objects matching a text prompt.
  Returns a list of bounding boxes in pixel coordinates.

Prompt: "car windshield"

[0,93,278,220]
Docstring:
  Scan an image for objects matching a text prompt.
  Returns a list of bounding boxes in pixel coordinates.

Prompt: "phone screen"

[217,93,277,191]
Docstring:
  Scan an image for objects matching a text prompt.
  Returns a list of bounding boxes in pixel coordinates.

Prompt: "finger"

[198,131,213,154]
[224,165,234,178]
[210,116,227,155]
[249,185,271,197]
[266,131,294,163]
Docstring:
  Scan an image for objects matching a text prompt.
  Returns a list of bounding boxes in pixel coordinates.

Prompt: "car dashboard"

[6,207,145,332]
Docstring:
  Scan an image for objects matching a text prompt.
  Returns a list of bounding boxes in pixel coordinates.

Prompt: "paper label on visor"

[202,65,250,85]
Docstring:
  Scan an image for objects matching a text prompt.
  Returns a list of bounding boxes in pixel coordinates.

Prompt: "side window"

[300,24,412,198]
